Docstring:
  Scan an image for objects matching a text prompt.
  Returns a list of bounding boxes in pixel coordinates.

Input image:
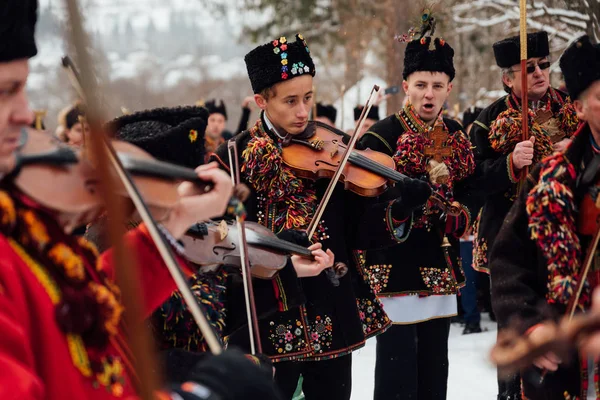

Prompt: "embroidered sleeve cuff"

[507,153,520,183]
[386,201,412,243]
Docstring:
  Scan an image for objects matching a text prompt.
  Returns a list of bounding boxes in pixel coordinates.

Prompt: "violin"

[9,128,105,232]
[9,129,212,231]
[181,220,314,279]
[491,314,600,378]
[281,121,412,197]
[11,129,314,283]
[428,192,461,217]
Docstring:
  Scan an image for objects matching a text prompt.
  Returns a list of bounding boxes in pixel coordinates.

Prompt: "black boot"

[462,321,482,334]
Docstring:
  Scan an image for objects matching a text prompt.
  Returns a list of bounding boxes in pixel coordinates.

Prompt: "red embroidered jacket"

[0,222,188,399]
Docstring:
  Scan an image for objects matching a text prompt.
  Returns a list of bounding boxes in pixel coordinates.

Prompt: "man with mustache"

[359,34,477,400]
[210,33,432,399]
[469,30,579,400]
[490,35,600,400]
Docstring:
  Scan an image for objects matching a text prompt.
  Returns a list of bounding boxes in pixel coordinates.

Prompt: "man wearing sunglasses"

[468,30,579,400]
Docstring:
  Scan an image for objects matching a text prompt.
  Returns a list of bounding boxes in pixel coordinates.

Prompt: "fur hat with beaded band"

[106,106,208,169]
[560,35,600,101]
[403,37,456,82]
[493,31,549,68]
[0,0,38,62]
[245,33,316,94]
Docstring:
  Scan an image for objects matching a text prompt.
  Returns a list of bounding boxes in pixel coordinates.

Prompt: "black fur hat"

[106,106,208,169]
[245,33,316,94]
[316,103,337,124]
[65,104,86,129]
[493,31,549,68]
[403,37,455,81]
[205,99,228,120]
[560,35,600,101]
[354,105,380,121]
[462,106,483,129]
[0,0,38,62]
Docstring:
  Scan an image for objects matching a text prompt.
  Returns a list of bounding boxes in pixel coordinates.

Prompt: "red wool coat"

[0,222,188,399]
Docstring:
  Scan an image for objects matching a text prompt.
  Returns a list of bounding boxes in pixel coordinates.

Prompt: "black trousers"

[374,318,451,400]
[274,354,353,400]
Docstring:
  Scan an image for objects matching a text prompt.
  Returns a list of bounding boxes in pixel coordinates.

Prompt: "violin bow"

[306,85,380,239]
[340,84,346,131]
[64,0,222,378]
[227,140,262,354]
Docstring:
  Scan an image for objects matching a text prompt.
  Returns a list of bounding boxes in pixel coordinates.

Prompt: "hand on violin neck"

[162,162,233,239]
[391,178,432,220]
[291,242,335,277]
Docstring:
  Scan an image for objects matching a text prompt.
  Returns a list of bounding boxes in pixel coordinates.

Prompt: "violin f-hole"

[212,243,236,255]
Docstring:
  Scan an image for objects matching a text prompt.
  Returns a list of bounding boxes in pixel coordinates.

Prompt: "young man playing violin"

[85,105,334,357]
[210,33,431,400]
[490,35,600,400]
[359,34,477,400]
[0,1,290,399]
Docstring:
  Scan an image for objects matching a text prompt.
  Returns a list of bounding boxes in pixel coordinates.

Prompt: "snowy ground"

[350,314,499,400]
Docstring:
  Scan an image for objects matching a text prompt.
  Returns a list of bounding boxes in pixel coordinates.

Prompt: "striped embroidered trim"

[473,120,490,132]
[507,153,520,183]
[273,275,288,312]
[8,238,60,303]
[385,201,412,243]
[363,131,394,154]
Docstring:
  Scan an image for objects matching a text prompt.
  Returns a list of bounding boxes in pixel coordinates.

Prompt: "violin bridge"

[330,146,338,158]
[218,220,228,240]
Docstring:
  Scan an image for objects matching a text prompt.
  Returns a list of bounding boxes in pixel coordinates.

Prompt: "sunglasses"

[511,61,551,74]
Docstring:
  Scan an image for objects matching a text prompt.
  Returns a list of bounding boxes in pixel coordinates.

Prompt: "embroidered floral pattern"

[420,267,458,294]
[363,264,392,294]
[472,238,489,273]
[268,319,309,354]
[307,315,333,354]
[356,298,390,336]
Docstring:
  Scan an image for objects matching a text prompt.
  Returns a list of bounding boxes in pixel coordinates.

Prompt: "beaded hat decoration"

[245,33,316,94]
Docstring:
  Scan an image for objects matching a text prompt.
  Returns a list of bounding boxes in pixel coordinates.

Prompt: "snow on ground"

[351,314,498,400]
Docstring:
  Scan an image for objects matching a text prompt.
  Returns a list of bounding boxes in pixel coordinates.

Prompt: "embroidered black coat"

[358,114,478,297]
[210,119,410,362]
[469,89,573,274]
[490,123,595,399]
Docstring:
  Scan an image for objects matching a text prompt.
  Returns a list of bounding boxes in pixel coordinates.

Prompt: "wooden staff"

[519,0,530,180]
